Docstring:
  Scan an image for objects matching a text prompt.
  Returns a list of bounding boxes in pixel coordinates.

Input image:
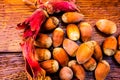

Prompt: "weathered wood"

[0,0,34,52]
[0,53,120,80]
[0,53,27,80]
[0,0,120,80]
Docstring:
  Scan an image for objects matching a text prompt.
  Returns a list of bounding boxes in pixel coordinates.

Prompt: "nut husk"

[68,60,85,80]
[114,50,120,64]
[62,12,84,23]
[79,22,92,42]
[83,57,97,71]
[76,41,96,64]
[34,33,52,48]
[35,48,51,61]
[96,19,117,34]
[53,47,69,66]
[95,60,110,80]
[22,0,38,9]
[52,28,64,47]
[103,36,117,56]
[66,24,80,41]
[40,60,59,73]
[63,38,79,57]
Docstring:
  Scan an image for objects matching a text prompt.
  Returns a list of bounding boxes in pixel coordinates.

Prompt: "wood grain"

[0,0,34,52]
[0,53,120,80]
[0,53,27,80]
[0,0,120,80]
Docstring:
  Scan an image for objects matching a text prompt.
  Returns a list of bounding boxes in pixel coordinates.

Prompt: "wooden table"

[0,0,120,80]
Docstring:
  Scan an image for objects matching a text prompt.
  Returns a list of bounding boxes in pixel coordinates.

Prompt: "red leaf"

[21,38,46,79]
[17,9,47,39]
[41,0,79,14]
[51,1,78,12]
[17,9,47,79]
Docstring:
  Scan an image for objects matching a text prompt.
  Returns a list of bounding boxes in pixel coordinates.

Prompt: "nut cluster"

[34,11,119,80]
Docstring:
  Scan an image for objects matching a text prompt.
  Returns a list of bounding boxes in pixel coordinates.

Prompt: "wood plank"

[0,53,27,80]
[0,53,120,80]
[0,0,34,52]
[0,0,120,80]
[0,0,120,52]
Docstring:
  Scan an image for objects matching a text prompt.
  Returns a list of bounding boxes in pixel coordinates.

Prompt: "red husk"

[17,9,47,80]
[38,0,79,14]
[21,38,46,80]
[17,9,46,39]
[50,1,79,12]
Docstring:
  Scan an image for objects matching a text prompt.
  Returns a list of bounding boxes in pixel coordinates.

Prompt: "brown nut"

[35,48,51,61]
[59,66,73,80]
[96,19,117,34]
[79,22,92,42]
[95,60,110,80]
[76,41,96,64]
[68,60,85,80]
[83,57,97,71]
[34,33,52,48]
[114,50,120,64]
[44,16,59,31]
[63,38,79,57]
[66,24,80,41]
[62,12,84,23]
[94,42,103,61]
[40,60,59,73]
[53,47,69,67]
[118,35,120,49]
[52,28,64,47]
[103,36,117,56]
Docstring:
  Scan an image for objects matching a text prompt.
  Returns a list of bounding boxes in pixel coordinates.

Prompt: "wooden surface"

[0,0,120,80]
[0,0,33,52]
